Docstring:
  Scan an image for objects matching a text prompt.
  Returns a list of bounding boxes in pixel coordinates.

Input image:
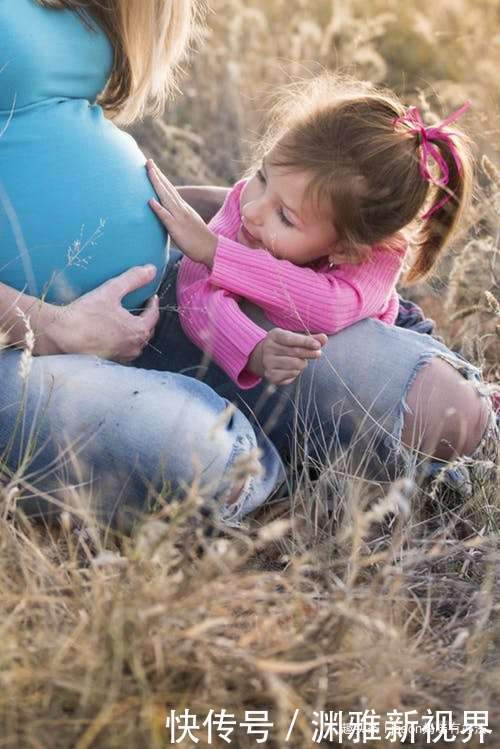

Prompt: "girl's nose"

[242,199,263,226]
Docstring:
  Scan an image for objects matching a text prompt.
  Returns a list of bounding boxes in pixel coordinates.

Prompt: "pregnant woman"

[0,0,283,529]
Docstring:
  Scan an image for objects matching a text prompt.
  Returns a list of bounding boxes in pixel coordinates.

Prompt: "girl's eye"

[256,168,266,184]
[278,207,294,227]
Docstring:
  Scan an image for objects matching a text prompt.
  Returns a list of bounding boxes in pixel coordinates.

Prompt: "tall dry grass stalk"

[2,0,499,746]
[0,488,498,748]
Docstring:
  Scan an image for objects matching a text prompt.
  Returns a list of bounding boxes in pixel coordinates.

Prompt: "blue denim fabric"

[135,251,492,487]
[2,252,493,530]
[0,348,284,528]
[395,297,437,336]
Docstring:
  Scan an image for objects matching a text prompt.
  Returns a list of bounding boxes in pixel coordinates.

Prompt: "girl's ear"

[327,238,345,263]
[328,242,371,266]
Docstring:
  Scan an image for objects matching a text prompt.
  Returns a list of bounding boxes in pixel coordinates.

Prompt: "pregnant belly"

[0,99,168,310]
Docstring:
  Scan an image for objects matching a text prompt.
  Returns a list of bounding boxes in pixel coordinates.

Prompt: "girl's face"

[237,157,339,266]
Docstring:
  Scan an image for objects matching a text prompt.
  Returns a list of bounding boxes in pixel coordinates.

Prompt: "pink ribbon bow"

[393,100,471,218]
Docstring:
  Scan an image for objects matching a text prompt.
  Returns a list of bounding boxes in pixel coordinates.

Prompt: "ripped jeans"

[135,251,495,493]
[2,255,494,530]
[0,348,284,529]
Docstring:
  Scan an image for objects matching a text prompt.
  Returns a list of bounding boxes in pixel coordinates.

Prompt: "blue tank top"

[0,0,168,309]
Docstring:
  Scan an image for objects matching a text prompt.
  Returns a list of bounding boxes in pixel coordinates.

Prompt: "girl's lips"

[239,223,261,247]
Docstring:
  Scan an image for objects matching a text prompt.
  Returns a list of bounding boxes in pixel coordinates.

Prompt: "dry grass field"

[1,1,499,747]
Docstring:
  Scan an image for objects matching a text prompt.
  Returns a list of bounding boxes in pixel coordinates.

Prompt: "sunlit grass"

[1,1,499,746]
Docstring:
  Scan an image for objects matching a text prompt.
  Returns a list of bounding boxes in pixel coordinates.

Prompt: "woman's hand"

[248,328,328,386]
[147,159,218,267]
[35,265,160,363]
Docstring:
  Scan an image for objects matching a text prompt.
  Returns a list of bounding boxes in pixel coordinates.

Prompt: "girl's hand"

[248,328,328,386]
[36,265,160,363]
[147,159,218,267]
[177,185,229,223]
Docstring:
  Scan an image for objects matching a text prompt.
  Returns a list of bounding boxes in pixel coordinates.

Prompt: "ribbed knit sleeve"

[210,239,404,332]
[177,181,268,388]
[177,259,266,388]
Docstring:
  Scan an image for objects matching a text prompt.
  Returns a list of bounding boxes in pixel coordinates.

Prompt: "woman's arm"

[0,281,55,350]
[0,266,160,362]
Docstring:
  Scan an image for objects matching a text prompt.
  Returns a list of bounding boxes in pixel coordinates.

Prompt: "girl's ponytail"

[394,103,474,284]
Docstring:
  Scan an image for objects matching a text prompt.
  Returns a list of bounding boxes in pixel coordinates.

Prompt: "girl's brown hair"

[36,0,202,124]
[263,75,474,284]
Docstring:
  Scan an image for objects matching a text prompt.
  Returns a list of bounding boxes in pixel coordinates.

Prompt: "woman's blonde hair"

[261,74,474,284]
[36,0,202,124]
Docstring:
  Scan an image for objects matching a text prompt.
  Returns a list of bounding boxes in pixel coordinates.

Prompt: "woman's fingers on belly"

[141,293,160,327]
[102,264,159,302]
[45,273,160,362]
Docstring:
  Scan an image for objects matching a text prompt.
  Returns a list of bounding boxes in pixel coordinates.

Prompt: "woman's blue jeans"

[1,251,489,529]
[0,347,283,529]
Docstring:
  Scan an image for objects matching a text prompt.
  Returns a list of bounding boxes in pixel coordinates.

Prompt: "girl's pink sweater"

[177,180,405,388]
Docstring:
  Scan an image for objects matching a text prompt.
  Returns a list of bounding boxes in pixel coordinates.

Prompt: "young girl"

[148,76,473,390]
